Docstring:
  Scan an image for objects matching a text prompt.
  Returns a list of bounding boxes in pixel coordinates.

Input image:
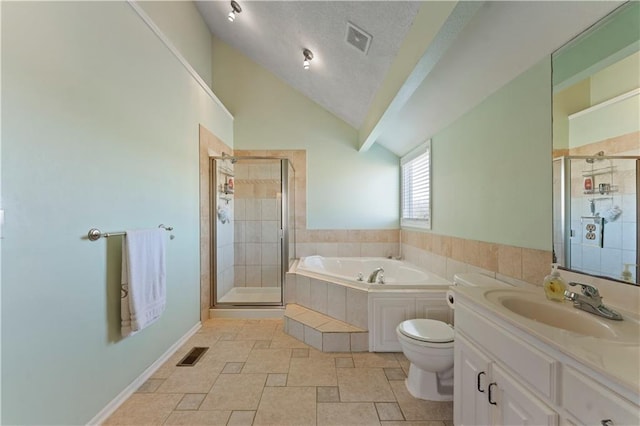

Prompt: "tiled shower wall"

[554,131,639,283]
[569,150,638,282]
[233,160,282,288]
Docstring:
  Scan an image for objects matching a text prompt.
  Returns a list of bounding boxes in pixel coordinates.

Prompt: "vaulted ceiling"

[196,1,624,157]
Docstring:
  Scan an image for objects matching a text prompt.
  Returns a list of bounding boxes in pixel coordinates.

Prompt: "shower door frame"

[556,155,639,283]
[210,156,293,307]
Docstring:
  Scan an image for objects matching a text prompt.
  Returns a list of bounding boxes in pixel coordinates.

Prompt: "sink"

[484,289,639,343]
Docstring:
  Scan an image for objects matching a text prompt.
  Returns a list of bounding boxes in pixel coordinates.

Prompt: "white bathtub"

[295,255,450,289]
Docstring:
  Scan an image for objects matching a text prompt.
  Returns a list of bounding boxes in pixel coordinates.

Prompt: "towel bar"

[87,224,173,241]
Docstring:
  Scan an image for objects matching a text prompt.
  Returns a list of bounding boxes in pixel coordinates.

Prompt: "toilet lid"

[398,319,454,343]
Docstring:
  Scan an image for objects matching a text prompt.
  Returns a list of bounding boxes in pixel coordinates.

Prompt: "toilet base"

[405,363,453,401]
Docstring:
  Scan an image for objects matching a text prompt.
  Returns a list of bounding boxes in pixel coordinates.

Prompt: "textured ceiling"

[196,1,421,129]
[196,1,623,157]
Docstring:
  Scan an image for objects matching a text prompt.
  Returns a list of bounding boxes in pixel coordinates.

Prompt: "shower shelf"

[584,190,617,196]
[582,166,615,177]
[219,167,234,176]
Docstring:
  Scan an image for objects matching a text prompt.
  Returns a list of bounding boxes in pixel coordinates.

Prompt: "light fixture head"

[228,0,241,22]
[302,48,313,70]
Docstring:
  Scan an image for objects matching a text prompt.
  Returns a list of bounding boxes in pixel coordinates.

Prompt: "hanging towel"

[121,228,167,337]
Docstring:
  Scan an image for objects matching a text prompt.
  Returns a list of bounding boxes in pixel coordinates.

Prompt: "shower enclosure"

[211,156,296,306]
[553,155,639,283]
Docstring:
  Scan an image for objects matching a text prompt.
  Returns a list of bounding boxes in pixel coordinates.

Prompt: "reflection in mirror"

[552,2,639,285]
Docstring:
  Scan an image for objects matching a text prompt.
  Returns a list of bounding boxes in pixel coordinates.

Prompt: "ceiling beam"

[358,1,484,153]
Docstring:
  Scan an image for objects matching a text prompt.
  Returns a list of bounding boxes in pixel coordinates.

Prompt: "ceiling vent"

[345,22,372,55]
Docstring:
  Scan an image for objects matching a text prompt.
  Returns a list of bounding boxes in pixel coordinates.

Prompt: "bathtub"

[295,255,450,289]
[287,255,453,352]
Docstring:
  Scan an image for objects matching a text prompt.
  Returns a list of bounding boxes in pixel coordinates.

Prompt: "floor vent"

[176,347,208,367]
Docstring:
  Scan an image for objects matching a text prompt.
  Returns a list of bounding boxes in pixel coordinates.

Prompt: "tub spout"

[367,268,385,283]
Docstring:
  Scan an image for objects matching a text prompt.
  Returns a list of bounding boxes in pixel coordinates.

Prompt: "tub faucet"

[563,282,623,321]
[367,268,385,283]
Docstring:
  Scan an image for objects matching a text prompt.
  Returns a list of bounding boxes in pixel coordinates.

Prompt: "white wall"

[1,2,231,424]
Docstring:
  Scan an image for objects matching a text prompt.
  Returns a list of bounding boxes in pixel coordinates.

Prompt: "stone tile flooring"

[105,318,453,425]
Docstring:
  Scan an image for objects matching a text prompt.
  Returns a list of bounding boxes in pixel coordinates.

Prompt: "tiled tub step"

[284,304,369,352]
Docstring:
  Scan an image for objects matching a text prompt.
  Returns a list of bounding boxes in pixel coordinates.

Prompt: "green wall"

[430,58,552,250]
[553,1,640,90]
[1,2,232,424]
[138,0,213,88]
[211,37,399,229]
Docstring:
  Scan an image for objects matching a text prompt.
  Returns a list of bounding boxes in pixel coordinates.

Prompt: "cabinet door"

[491,364,558,426]
[415,296,452,324]
[562,366,639,426]
[371,297,415,351]
[454,334,492,426]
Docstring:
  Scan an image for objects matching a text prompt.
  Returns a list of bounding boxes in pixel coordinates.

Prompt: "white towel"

[121,228,167,337]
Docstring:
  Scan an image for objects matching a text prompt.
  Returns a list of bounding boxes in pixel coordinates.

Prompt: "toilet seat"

[397,319,454,343]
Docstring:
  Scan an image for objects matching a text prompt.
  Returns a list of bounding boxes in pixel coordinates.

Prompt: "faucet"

[367,267,385,283]
[563,282,623,321]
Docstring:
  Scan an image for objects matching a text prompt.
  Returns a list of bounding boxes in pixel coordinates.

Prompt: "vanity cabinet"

[454,294,639,426]
[454,334,491,425]
[562,366,639,425]
[454,334,557,426]
[491,364,558,425]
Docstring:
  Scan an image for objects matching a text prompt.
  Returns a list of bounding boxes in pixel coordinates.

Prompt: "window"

[401,141,431,229]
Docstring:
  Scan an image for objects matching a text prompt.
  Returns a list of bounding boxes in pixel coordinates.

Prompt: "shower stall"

[210,156,296,307]
[553,155,639,283]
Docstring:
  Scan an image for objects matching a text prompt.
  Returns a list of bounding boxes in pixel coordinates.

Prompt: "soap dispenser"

[543,263,567,302]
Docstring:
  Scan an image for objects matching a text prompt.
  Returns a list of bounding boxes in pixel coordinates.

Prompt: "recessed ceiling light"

[303,48,314,70]
[228,1,242,22]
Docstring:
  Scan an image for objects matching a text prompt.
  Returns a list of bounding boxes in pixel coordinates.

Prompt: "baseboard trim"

[86,322,202,425]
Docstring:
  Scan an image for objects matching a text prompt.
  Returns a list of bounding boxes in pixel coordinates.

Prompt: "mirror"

[552,2,639,285]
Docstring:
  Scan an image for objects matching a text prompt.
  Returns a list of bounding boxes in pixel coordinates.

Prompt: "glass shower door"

[212,157,292,306]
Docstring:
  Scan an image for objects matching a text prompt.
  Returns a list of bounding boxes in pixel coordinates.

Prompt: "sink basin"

[484,289,639,343]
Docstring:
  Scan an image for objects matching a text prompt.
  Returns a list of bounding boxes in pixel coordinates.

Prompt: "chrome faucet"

[564,282,623,321]
[367,267,385,283]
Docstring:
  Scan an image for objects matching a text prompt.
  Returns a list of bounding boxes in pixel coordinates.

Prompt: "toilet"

[396,273,510,401]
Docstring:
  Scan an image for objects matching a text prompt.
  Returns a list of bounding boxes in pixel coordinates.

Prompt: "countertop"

[451,285,640,400]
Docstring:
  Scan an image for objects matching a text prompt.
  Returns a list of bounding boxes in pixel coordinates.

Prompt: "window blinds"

[401,142,431,229]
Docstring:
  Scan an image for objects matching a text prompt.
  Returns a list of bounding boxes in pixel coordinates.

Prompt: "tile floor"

[105,318,453,425]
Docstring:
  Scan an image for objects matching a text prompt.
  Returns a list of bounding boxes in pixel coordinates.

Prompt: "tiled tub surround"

[401,230,640,314]
[296,229,399,259]
[285,259,451,352]
[401,230,554,288]
[285,272,370,330]
[297,255,450,287]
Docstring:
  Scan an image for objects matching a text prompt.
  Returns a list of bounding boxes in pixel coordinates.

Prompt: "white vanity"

[452,286,640,426]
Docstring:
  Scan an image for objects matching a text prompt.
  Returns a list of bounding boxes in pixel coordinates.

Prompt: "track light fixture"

[302,48,314,70]
[228,1,242,22]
